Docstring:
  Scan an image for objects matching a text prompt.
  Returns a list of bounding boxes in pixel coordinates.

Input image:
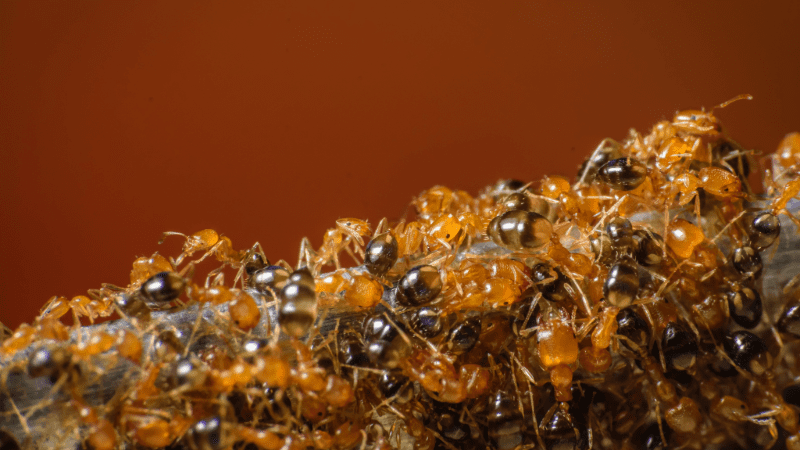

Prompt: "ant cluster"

[3,95,800,450]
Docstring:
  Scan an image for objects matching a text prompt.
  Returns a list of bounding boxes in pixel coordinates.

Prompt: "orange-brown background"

[1,2,798,329]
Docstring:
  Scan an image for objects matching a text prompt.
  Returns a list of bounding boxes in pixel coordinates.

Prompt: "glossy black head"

[492,179,527,199]
[604,256,640,308]
[396,265,442,306]
[377,370,410,400]
[725,286,763,329]
[27,346,72,383]
[731,246,762,280]
[723,330,771,375]
[488,391,524,449]
[578,140,622,181]
[747,211,780,250]
[606,217,634,251]
[186,416,231,450]
[248,265,291,296]
[777,299,800,339]
[446,317,481,354]
[406,306,444,339]
[488,210,553,251]
[501,192,532,212]
[615,307,650,353]
[114,293,151,320]
[531,263,570,303]
[140,271,185,304]
[364,232,399,276]
[540,404,588,450]
[338,332,370,368]
[243,251,268,276]
[598,157,647,191]
[661,323,697,371]
[632,229,664,266]
[169,356,207,390]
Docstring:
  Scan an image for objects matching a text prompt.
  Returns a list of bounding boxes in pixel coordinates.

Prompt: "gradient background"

[1,2,799,329]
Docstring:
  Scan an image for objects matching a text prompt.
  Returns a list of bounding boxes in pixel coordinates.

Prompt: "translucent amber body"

[130,254,173,286]
[777,132,800,167]
[483,278,519,307]
[460,364,491,399]
[579,346,612,373]
[322,375,354,407]
[665,396,702,434]
[87,420,117,450]
[117,330,142,363]
[344,274,383,309]
[427,213,462,248]
[541,175,571,199]
[72,331,115,358]
[133,419,173,448]
[537,319,579,368]
[253,355,289,388]
[699,166,742,198]
[550,364,573,401]
[229,291,260,331]
[666,218,704,259]
[591,306,619,349]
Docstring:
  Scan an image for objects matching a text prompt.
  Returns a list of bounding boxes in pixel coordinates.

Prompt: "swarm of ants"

[3,95,800,450]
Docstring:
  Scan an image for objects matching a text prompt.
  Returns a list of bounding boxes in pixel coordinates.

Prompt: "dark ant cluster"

[2,96,800,450]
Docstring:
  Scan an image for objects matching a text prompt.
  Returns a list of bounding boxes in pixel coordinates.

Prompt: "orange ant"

[672,165,745,206]
[298,218,371,273]
[671,94,753,136]
[160,229,251,274]
[647,94,753,170]
[764,174,800,227]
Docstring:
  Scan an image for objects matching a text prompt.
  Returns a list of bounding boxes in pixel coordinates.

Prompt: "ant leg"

[233,246,261,288]
[275,259,293,270]
[297,237,318,273]
[160,232,189,265]
[373,217,389,236]
[254,241,269,260]
[341,243,362,266]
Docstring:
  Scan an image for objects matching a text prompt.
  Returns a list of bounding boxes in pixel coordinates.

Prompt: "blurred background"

[1,1,798,329]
